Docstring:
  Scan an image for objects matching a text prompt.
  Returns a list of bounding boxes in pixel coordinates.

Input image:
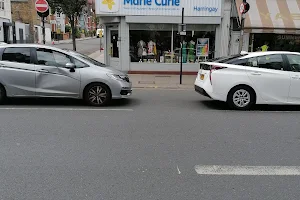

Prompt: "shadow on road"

[200,100,300,111]
[1,98,137,108]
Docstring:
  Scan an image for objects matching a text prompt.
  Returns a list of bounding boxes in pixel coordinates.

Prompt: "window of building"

[130,24,173,63]
[2,48,31,64]
[251,33,300,52]
[0,0,4,10]
[257,54,284,70]
[129,24,216,64]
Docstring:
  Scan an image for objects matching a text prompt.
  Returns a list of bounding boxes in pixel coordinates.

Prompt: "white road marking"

[195,165,300,176]
[177,165,181,175]
[0,107,133,111]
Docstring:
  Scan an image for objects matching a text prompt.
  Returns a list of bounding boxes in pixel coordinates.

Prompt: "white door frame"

[106,26,120,68]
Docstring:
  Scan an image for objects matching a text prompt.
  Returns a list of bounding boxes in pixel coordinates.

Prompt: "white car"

[194,51,300,110]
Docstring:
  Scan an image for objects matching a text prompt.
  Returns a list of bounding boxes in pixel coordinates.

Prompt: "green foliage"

[48,0,87,50]
[47,0,87,18]
[75,28,81,38]
[65,25,71,33]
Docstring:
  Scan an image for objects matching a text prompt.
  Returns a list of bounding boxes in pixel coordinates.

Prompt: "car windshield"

[67,50,107,67]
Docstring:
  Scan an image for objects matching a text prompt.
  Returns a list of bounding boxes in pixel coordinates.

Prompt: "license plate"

[200,74,204,80]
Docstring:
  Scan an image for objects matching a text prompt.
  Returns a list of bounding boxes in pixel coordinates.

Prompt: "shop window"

[129,24,216,64]
[252,34,300,52]
[173,31,215,63]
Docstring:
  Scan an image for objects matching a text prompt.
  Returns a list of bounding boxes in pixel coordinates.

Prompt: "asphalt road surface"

[54,38,101,55]
[1,89,300,199]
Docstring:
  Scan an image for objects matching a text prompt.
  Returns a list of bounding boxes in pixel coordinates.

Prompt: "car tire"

[227,86,255,110]
[0,84,6,104]
[84,83,112,106]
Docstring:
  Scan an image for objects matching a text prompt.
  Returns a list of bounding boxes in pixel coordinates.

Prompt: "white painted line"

[36,4,48,7]
[177,165,181,175]
[0,107,133,111]
[195,165,300,176]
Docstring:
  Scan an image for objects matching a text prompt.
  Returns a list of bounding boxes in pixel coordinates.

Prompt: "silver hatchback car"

[0,44,132,106]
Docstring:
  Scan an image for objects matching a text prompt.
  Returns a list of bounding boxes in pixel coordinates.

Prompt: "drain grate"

[138,81,155,84]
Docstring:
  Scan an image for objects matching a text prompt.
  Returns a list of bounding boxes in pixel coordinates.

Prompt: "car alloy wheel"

[232,89,251,108]
[228,86,255,110]
[88,85,108,105]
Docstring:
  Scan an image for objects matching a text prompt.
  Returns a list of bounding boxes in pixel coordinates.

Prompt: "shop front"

[236,0,300,53]
[96,0,234,73]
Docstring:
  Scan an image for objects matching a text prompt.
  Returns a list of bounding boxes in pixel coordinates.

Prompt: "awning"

[236,0,300,34]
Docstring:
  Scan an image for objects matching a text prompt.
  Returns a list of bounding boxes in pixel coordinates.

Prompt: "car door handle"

[0,64,6,67]
[291,75,299,79]
[251,72,261,75]
[38,69,50,73]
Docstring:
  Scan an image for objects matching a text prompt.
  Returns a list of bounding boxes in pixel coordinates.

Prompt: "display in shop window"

[129,28,215,63]
[188,40,196,63]
[196,38,209,60]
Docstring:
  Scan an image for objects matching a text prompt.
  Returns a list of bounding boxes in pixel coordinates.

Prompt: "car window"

[73,58,88,68]
[36,48,71,68]
[2,47,31,64]
[247,57,259,67]
[257,54,284,70]
[286,54,300,72]
[227,58,249,66]
[68,50,107,67]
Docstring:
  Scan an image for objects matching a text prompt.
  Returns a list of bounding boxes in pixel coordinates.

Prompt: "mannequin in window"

[137,40,146,61]
[148,40,156,55]
[147,40,156,62]
[188,40,195,63]
[182,40,187,63]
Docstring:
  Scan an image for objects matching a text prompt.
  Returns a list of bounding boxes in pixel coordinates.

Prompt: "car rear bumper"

[194,80,226,102]
[195,85,211,98]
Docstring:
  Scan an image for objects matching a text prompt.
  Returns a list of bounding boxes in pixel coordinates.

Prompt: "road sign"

[239,2,250,14]
[35,0,49,13]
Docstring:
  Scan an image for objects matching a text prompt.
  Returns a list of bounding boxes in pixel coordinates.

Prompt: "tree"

[48,0,87,51]
[93,15,100,29]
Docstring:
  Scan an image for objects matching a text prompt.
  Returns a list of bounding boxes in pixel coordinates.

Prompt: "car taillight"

[209,65,227,85]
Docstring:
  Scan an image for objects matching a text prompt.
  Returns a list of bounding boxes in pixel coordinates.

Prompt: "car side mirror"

[66,63,76,72]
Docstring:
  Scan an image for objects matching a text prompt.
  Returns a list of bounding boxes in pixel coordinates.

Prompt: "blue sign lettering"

[145,0,151,5]
[194,6,218,13]
[155,0,180,6]
[124,0,180,6]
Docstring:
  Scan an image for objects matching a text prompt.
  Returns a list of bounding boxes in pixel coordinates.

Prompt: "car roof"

[243,51,300,58]
[0,43,67,52]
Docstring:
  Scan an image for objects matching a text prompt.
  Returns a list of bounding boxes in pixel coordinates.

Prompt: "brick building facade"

[11,0,51,43]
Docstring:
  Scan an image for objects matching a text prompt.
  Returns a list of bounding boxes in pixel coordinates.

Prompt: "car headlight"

[107,73,128,82]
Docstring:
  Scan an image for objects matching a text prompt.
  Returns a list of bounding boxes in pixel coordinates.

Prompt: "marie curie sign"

[97,0,222,16]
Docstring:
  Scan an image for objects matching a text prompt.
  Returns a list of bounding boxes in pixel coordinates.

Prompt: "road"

[54,38,101,55]
[0,89,300,199]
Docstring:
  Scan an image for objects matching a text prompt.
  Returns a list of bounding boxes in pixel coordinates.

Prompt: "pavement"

[89,50,196,89]
[46,36,97,45]
[1,90,300,199]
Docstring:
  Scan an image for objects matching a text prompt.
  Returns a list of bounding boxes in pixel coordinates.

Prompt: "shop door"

[107,28,120,69]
